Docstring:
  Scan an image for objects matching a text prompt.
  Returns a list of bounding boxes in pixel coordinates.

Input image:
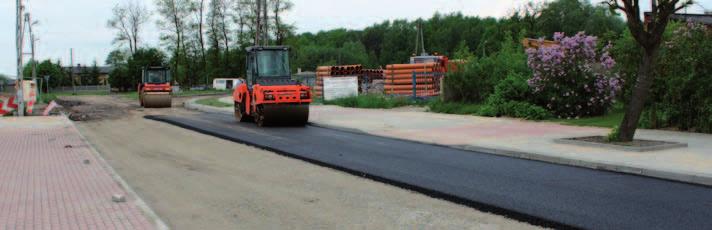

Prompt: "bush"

[615,22,712,133]
[527,32,622,118]
[648,22,712,133]
[477,73,551,120]
[442,33,529,103]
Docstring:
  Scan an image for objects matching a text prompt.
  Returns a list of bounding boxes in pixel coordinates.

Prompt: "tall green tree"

[536,0,625,38]
[156,0,191,86]
[605,0,694,141]
[110,48,166,91]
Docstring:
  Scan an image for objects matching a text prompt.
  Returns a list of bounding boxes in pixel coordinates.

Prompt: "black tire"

[234,100,252,122]
[255,105,267,127]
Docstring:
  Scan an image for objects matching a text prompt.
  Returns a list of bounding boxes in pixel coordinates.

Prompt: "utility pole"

[16,0,25,116]
[26,13,37,83]
[71,48,76,95]
[262,0,268,46]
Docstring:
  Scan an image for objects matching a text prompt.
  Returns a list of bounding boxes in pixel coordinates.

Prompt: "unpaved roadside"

[73,95,539,229]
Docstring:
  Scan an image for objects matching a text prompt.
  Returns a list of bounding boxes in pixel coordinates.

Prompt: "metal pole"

[16,0,25,116]
[412,71,416,99]
[27,13,36,83]
[71,48,76,95]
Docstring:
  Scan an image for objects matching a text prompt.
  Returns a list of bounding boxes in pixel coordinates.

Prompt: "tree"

[189,0,208,86]
[20,60,71,90]
[107,0,149,54]
[156,0,191,86]
[270,0,293,45]
[88,61,101,86]
[106,50,128,66]
[605,0,693,141]
[536,0,624,38]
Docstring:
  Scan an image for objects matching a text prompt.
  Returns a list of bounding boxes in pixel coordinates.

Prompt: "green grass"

[39,93,58,104]
[545,103,625,128]
[119,91,139,100]
[324,94,429,109]
[38,91,110,104]
[428,100,624,128]
[195,97,232,108]
[548,108,625,128]
[427,100,484,115]
[175,89,230,97]
[119,89,230,100]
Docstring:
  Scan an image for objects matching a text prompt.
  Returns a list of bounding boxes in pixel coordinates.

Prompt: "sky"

[1,0,711,78]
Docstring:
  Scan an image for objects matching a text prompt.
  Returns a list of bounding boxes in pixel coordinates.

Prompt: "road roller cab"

[233,46,311,126]
[139,66,172,108]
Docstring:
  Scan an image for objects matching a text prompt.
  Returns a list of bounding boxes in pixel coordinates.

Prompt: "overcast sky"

[1,0,710,77]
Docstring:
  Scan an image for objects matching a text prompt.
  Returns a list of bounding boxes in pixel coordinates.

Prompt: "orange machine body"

[233,83,311,116]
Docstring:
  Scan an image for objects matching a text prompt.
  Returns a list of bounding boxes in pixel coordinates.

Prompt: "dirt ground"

[64,95,539,230]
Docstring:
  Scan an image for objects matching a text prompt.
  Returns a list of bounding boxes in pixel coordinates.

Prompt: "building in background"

[645,12,712,28]
[212,78,244,90]
[64,64,114,86]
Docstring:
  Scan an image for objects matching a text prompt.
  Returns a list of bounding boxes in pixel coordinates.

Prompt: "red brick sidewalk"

[0,117,156,230]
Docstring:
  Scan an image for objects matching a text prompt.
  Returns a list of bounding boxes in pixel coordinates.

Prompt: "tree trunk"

[617,48,658,141]
[198,0,207,87]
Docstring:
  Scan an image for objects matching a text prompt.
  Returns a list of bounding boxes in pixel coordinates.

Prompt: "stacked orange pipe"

[383,62,443,97]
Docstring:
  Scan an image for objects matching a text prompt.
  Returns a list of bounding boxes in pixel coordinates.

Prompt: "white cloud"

[1,0,711,77]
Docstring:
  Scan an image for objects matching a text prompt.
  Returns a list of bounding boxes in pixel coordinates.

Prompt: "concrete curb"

[183,98,232,115]
[184,100,712,187]
[553,137,688,152]
[69,114,171,230]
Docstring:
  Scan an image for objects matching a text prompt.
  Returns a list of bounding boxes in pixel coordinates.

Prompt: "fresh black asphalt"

[146,112,712,229]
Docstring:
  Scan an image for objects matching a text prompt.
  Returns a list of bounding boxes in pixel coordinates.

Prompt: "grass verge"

[120,89,230,100]
[323,94,429,109]
[547,105,624,128]
[195,97,232,108]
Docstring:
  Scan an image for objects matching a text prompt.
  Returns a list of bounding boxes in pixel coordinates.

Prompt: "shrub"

[606,126,621,142]
[443,33,529,103]
[647,22,712,133]
[615,22,712,133]
[527,32,622,119]
[427,101,482,115]
[478,73,551,120]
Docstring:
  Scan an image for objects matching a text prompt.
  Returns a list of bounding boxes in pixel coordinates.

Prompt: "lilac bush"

[527,32,622,118]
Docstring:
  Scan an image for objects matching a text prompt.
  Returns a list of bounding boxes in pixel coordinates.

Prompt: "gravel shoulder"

[70,95,538,230]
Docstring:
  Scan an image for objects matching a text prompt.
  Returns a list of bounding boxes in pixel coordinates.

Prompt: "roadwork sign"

[323,76,358,101]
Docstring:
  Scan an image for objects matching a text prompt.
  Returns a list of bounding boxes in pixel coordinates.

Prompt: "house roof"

[4,79,17,85]
[645,12,712,25]
[64,65,114,75]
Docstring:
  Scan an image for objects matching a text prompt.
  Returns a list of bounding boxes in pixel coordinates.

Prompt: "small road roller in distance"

[138,66,173,108]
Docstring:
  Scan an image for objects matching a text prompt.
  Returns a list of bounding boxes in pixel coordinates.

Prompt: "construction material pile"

[384,63,444,97]
[315,65,383,98]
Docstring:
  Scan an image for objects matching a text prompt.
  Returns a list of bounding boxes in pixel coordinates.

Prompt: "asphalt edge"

[68,114,170,230]
[143,114,578,230]
[184,98,712,187]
